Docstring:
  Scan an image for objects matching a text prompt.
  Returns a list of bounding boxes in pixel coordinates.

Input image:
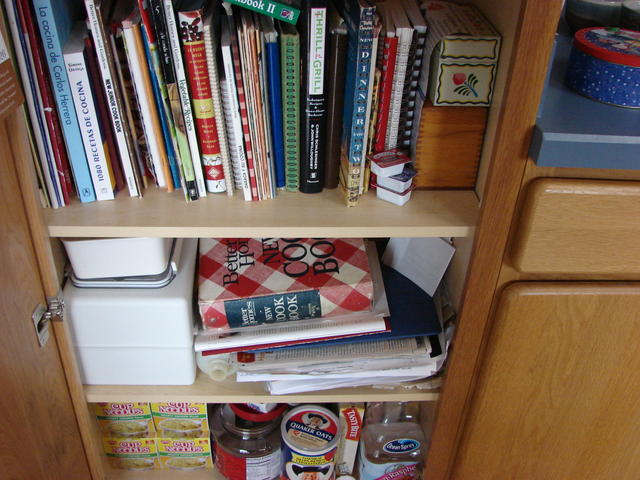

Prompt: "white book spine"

[4,0,61,207]
[163,0,207,197]
[122,26,167,188]
[221,81,244,191]
[386,28,412,150]
[84,0,138,196]
[221,37,252,201]
[64,50,115,200]
[203,18,234,196]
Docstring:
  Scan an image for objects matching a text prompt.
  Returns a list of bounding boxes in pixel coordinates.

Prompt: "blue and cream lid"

[574,27,640,67]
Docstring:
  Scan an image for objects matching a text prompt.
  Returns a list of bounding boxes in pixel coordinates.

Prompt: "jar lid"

[574,27,640,67]
[230,403,287,423]
[281,405,339,454]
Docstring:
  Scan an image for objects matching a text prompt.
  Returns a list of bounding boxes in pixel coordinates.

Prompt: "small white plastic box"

[376,183,414,206]
[62,237,174,279]
[63,239,198,385]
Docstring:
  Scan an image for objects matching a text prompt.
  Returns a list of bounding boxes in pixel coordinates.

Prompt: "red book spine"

[177,8,225,187]
[136,0,156,44]
[229,22,258,200]
[374,35,398,153]
[17,0,73,204]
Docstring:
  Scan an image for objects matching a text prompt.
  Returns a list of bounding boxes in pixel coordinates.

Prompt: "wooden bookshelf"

[84,370,441,403]
[44,187,479,238]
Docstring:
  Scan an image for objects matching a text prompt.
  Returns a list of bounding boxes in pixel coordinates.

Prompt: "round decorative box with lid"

[565,27,640,108]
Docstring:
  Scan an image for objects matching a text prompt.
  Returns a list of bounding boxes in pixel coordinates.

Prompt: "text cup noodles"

[94,402,155,438]
[150,402,209,438]
[103,437,159,471]
[157,437,213,470]
[281,405,339,480]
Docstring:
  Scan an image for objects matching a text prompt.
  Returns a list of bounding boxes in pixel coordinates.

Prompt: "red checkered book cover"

[198,238,374,330]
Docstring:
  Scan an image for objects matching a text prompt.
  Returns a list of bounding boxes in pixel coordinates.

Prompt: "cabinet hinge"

[46,293,65,323]
[31,293,64,348]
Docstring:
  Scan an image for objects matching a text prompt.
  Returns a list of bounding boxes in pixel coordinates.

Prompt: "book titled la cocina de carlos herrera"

[198,238,374,330]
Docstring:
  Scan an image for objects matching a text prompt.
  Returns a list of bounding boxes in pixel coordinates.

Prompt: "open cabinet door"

[0,114,91,477]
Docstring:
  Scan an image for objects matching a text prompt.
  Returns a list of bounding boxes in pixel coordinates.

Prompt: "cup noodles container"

[151,402,209,438]
[94,402,155,438]
[281,405,340,480]
[157,437,213,470]
[369,150,412,177]
[566,27,640,108]
[336,404,365,476]
[103,437,159,471]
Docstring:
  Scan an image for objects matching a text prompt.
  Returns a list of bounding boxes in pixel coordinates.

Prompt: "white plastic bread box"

[63,238,198,385]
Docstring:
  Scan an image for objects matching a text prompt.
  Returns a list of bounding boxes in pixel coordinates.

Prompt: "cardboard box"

[157,437,213,471]
[420,1,501,106]
[336,403,365,475]
[94,403,155,438]
[151,403,209,438]
[103,437,159,471]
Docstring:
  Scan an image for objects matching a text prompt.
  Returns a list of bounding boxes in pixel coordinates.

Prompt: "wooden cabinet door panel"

[452,282,640,479]
[0,121,90,477]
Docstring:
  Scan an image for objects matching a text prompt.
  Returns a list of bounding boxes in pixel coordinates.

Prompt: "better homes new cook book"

[198,238,374,330]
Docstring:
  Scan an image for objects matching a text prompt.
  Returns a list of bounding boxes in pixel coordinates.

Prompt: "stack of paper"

[235,336,446,395]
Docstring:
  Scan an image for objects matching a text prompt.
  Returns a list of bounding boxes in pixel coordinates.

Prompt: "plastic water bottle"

[358,402,426,480]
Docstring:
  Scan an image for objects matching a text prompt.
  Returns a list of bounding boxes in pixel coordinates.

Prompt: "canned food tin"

[281,405,339,480]
[566,27,640,108]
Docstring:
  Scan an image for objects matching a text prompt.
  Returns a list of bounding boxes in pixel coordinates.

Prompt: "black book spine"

[323,22,347,189]
[299,0,329,193]
[148,0,176,84]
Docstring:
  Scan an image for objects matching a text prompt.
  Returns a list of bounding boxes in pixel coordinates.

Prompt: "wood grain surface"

[511,178,640,275]
[0,114,90,479]
[414,101,488,188]
[453,282,640,479]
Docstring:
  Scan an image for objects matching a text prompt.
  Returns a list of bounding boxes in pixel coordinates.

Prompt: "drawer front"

[511,178,640,275]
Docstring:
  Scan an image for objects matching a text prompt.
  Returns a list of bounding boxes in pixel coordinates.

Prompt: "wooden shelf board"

[84,371,440,403]
[45,188,478,238]
[106,467,220,479]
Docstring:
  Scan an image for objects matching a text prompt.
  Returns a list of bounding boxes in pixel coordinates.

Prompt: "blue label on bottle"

[225,290,322,328]
[382,439,421,454]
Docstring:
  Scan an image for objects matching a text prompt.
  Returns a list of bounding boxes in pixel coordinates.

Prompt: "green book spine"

[225,0,300,25]
[279,23,300,192]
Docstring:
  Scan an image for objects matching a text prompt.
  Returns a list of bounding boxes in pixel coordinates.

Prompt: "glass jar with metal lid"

[211,404,286,480]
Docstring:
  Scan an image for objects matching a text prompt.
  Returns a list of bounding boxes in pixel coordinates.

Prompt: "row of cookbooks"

[5,0,428,208]
[193,237,454,394]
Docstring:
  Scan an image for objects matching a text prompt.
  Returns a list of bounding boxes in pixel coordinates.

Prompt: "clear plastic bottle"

[358,402,426,480]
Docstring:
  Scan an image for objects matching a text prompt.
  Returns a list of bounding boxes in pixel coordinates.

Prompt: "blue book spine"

[341,0,375,168]
[141,28,181,189]
[31,0,96,202]
[266,41,286,188]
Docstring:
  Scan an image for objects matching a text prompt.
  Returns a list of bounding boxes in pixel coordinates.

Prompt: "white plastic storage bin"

[62,237,174,279]
[63,238,198,385]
